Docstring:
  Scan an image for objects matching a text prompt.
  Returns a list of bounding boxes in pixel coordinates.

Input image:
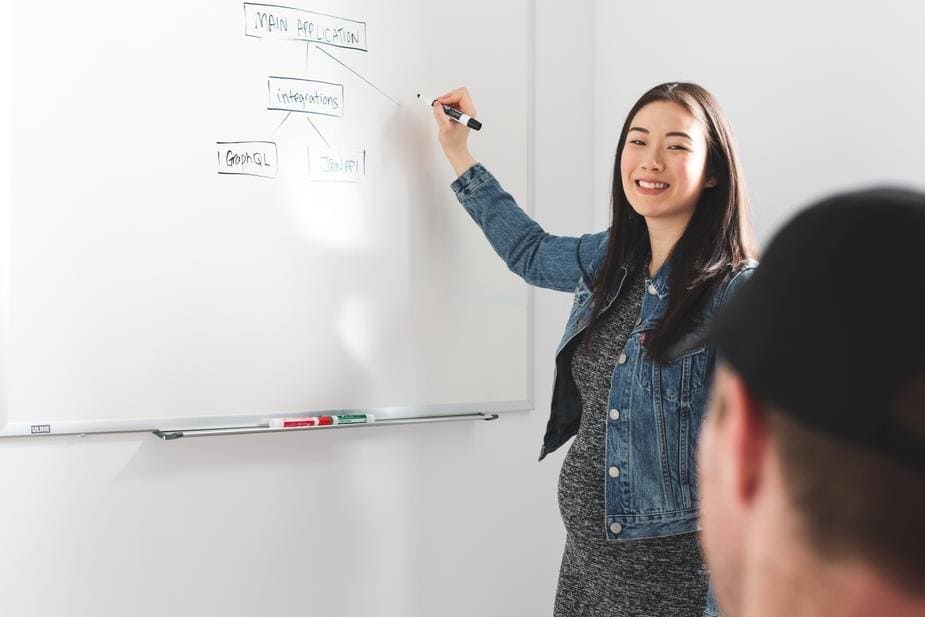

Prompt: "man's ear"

[725,369,770,504]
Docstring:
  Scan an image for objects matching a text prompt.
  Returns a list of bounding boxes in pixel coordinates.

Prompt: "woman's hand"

[432,86,478,177]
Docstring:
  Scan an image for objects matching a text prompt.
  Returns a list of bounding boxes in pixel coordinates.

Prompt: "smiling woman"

[428,82,757,617]
[592,83,755,364]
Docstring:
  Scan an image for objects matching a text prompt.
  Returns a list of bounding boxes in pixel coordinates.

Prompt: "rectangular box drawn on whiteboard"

[267,76,344,117]
[308,148,365,183]
[217,141,278,178]
[243,3,368,52]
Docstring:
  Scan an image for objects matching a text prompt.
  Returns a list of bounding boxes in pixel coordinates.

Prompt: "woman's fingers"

[429,87,476,176]
[432,99,452,129]
[436,86,476,116]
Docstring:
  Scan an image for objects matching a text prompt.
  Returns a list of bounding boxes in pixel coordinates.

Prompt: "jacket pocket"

[635,341,709,404]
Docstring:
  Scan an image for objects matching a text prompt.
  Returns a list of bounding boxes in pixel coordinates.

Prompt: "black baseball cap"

[711,187,925,472]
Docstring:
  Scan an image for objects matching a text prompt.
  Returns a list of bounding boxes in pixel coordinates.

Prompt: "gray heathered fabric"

[554,266,708,617]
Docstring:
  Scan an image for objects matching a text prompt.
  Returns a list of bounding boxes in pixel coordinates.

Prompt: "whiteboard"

[3,0,533,435]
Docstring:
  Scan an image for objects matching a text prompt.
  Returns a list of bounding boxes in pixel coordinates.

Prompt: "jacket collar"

[624,245,676,295]
[644,252,675,298]
[593,242,677,299]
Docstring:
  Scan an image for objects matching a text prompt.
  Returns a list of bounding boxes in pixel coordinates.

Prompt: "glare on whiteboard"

[288,181,369,250]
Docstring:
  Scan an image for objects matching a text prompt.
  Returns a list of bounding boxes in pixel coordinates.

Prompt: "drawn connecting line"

[312,45,400,107]
[272,112,292,136]
[217,3,375,184]
[306,116,333,150]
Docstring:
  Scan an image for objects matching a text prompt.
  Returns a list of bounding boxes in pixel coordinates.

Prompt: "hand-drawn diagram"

[217,141,279,177]
[217,3,396,182]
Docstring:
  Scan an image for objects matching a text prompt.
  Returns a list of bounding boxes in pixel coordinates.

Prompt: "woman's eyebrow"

[628,127,693,141]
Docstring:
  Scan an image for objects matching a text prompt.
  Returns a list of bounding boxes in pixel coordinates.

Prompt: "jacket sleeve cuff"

[450,163,493,200]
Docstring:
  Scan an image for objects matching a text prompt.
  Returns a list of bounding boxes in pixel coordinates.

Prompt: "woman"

[431,82,756,616]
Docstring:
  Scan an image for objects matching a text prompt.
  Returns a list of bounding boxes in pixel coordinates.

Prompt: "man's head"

[698,188,925,614]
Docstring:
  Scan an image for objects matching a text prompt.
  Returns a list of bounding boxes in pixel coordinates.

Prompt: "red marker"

[268,416,334,429]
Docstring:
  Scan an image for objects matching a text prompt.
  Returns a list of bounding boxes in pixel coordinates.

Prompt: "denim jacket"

[452,163,756,544]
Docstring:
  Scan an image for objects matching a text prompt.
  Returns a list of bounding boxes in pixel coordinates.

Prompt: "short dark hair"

[766,391,925,594]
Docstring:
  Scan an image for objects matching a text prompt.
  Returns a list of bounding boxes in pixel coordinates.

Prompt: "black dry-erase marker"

[418,94,482,131]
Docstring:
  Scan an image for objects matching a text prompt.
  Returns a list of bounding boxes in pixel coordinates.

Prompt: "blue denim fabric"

[705,583,721,616]
[452,163,755,546]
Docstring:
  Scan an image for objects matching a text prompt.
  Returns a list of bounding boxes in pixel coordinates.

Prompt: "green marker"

[332,413,375,425]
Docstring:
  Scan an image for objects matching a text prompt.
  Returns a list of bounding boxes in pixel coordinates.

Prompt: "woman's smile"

[634,178,671,195]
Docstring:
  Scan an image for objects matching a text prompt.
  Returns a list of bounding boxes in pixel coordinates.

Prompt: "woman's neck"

[645,215,690,277]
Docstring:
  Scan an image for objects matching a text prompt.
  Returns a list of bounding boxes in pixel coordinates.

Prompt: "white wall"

[0,2,596,616]
[0,0,9,429]
[593,0,925,240]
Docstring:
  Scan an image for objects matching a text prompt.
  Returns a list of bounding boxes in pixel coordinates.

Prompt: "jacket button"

[609,409,620,421]
[609,466,621,478]
[617,353,627,365]
[610,522,623,534]
[648,283,658,295]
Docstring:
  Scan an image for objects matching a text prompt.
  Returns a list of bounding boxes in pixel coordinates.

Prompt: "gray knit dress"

[554,266,708,616]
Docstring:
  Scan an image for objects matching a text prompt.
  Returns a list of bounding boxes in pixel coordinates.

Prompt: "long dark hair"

[588,82,756,362]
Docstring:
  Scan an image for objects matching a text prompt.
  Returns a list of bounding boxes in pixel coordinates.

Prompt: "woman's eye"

[629,139,646,146]
[667,145,689,151]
